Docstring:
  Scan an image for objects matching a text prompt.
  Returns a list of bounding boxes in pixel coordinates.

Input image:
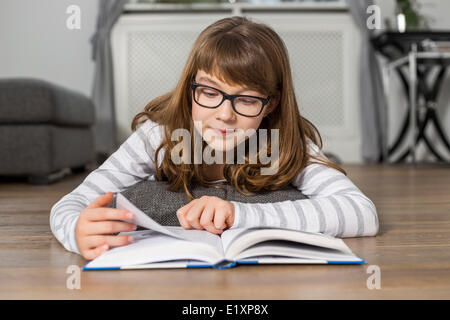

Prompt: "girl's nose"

[216,99,236,121]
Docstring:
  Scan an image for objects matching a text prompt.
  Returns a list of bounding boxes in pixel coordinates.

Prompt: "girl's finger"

[177,201,197,229]
[86,192,114,209]
[177,213,191,229]
[85,207,133,222]
[184,200,205,230]
[84,234,134,249]
[213,208,228,230]
[177,199,197,216]
[84,221,137,235]
[83,243,109,261]
[199,204,221,234]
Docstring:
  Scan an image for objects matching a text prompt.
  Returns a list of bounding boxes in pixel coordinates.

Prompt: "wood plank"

[0,164,449,299]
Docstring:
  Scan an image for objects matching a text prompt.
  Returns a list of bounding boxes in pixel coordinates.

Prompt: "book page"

[120,259,212,270]
[237,256,329,264]
[165,227,224,255]
[116,194,223,254]
[116,193,183,240]
[84,230,224,269]
[220,228,253,253]
[220,227,315,253]
[233,240,361,262]
[223,228,353,260]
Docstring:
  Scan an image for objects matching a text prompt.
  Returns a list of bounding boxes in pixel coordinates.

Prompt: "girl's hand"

[75,192,137,260]
[176,196,235,235]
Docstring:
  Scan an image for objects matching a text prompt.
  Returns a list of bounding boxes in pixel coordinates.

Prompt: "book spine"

[186,261,238,269]
[188,260,261,269]
[213,261,237,269]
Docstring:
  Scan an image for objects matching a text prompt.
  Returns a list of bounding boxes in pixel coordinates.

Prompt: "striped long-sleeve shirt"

[50,119,379,255]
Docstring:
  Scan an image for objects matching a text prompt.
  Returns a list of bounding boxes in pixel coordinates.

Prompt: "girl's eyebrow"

[198,76,221,87]
[197,76,255,95]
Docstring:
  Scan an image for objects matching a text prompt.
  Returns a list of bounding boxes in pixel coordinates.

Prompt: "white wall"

[1,0,448,162]
[0,0,99,97]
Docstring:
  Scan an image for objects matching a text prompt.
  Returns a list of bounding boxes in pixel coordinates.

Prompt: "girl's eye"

[237,98,258,105]
[201,89,218,97]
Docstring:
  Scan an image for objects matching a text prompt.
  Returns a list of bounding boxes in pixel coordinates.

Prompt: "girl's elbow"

[49,203,59,233]
[364,198,379,236]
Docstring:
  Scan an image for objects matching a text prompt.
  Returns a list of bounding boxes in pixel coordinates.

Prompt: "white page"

[220,228,252,253]
[116,194,223,254]
[164,227,223,255]
[224,228,353,259]
[116,193,184,240]
[238,256,329,264]
[84,230,223,268]
[233,241,361,262]
[219,227,336,253]
[121,259,210,270]
[220,227,335,254]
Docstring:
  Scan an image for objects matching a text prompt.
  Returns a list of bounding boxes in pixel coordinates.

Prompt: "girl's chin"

[203,132,250,152]
[202,130,237,151]
[204,140,236,152]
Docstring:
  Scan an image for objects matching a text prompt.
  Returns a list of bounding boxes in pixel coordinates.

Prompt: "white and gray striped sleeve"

[49,119,163,254]
[229,141,379,238]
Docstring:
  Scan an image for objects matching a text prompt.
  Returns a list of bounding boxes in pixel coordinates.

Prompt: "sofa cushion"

[112,179,308,226]
[0,124,95,175]
[0,78,95,126]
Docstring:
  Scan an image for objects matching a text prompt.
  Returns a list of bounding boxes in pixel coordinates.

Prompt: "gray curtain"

[91,0,128,156]
[349,0,387,163]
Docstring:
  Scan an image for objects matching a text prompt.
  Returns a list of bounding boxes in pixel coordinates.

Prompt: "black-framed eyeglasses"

[190,82,270,117]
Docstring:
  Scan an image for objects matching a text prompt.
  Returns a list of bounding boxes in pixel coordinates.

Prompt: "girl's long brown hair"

[132,16,346,201]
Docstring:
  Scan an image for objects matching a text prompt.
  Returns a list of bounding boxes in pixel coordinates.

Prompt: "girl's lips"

[212,128,235,137]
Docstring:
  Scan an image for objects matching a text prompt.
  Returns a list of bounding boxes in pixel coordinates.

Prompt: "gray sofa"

[0,78,96,184]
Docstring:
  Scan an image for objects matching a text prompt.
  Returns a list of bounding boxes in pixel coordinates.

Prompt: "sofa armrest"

[0,78,95,126]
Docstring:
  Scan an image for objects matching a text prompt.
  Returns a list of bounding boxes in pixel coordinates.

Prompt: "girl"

[50,16,379,261]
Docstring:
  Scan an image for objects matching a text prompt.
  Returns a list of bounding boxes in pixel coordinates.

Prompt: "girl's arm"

[229,141,379,238]
[49,119,162,254]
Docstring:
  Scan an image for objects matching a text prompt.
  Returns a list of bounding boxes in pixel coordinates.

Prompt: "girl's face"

[191,70,276,152]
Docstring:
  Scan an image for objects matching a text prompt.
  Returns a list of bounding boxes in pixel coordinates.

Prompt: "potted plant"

[395,0,430,30]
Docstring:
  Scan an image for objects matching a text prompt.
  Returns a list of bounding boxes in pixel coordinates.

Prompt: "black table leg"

[388,63,450,163]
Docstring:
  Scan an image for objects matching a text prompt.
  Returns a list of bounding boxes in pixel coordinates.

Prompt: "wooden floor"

[0,164,449,299]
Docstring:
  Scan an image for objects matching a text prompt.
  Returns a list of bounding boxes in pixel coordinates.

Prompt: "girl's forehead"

[195,70,247,90]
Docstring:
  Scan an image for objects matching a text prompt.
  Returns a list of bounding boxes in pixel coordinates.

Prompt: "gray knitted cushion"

[112,180,307,226]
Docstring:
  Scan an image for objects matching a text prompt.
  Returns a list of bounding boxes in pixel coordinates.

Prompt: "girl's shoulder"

[305,137,326,159]
[290,137,330,186]
[136,118,165,149]
[139,118,164,132]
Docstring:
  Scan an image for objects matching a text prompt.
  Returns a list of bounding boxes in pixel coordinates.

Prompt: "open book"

[82,194,365,270]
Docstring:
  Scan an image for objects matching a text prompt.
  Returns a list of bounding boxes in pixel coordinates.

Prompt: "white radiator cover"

[111,11,362,163]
